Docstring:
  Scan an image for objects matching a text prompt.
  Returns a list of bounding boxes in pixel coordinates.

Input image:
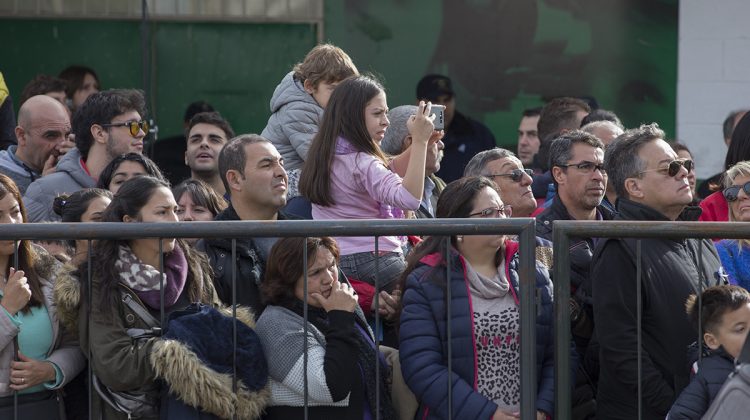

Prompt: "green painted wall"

[0,0,677,153]
[0,18,317,140]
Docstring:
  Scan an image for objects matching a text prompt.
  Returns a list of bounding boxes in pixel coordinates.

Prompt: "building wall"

[677,0,750,179]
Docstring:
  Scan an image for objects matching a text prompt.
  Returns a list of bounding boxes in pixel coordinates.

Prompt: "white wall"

[677,0,750,179]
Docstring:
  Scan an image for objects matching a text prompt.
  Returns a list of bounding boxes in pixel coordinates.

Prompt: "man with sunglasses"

[464,147,538,217]
[24,89,147,222]
[591,123,724,420]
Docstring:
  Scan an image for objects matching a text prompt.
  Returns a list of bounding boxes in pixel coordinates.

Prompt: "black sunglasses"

[639,159,694,177]
[487,168,534,183]
[100,120,150,138]
[557,161,606,174]
[723,181,750,202]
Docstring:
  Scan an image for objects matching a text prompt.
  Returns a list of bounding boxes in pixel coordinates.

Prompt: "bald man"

[0,95,74,193]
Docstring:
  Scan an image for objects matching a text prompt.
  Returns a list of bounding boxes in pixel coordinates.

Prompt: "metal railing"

[552,220,750,420]
[0,217,541,420]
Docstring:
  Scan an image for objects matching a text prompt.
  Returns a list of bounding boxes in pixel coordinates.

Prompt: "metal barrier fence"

[0,218,541,420]
[552,220,750,420]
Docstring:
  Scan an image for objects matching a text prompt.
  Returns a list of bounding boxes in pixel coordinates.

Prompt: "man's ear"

[624,177,644,199]
[14,126,25,147]
[225,169,243,193]
[123,214,134,223]
[704,331,721,351]
[551,166,566,185]
[184,151,189,167]
[303,79,315,94]
[91,124,108,145]
[403,135,413,151]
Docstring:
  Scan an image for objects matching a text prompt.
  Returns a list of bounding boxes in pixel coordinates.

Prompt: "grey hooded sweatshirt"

[261,71,324,171]
[23,147,95,222]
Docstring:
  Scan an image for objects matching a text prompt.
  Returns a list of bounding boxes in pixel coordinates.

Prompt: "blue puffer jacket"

[667,346,735,420]
[399,240,573,419]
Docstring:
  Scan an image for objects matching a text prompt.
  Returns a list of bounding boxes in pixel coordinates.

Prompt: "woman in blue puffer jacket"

[398,176,575,420]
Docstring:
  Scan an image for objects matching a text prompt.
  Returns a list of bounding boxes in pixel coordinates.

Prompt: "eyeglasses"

[557,161,606,174]
[486,168,533,183]
[100,120,149,138]
[639,159,694,177]
[468,205,513,218]
[723,181,750,202]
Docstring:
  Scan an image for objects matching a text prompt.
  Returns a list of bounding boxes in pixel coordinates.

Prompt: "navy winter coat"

[667,347,735,420]
[399,241,573,419]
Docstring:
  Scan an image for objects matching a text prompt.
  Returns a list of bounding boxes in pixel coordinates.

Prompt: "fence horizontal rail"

[551,220,750,420]
[0,217,536,240]
[552,220,750,239]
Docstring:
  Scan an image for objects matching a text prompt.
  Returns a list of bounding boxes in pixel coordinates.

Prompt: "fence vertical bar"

[552,223,571,420]
[636,239,643,420]
[87,240,93,419]
[12,241,19,420]
[445,237,452,419]
[159,239,164,330]
[232,239,238,419]
[303,237,309,420]
[374,237,381,420]
[519,222,537,420]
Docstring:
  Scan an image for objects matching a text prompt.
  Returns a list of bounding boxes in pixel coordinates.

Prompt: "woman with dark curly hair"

[256,236,395,420]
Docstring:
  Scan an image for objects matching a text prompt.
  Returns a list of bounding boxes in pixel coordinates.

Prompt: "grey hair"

[464,148,516,177]
[604,123,665,199]
[380,105,418,155]
[581,120,621,135]
[218,134,272,195]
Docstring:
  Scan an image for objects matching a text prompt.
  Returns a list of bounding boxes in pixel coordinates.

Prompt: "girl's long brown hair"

[300,75,389,206]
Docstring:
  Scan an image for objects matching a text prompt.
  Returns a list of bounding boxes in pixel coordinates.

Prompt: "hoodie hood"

[268,71,319,114]
[150,305,270,419]
[55,147,94,187]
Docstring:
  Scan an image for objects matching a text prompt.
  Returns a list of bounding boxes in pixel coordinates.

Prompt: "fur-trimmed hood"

[150,305,270,419]
[52,262,82,338]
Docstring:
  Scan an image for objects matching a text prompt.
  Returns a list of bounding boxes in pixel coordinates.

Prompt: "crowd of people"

[0,43,749,420]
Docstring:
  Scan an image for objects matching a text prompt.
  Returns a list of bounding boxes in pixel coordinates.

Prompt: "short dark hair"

[548,130,604,186]
[535,97,591,171]
[686,285,750,334]
[580,108,624,129]
[52,188,113,247]
[261,236,340,305]
[172,178,227,218]
[522,107,542,118]
[96,152,165,191]
[58,65,99,99]
[19,75,67,105]
[183,101,215,123]
[725,111,750,170]
[72,89,146,159]
[604,123,665,198]
[668,141,693,157]
[723,110,747,141]
[185,111,235,140]
[218,134,271,195]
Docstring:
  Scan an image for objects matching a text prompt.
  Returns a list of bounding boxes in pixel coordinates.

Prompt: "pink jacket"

[312,137,420,255]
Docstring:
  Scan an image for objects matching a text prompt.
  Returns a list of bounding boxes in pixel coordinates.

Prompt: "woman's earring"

[457,235,463,241]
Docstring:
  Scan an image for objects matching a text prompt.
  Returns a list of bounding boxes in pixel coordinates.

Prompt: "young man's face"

[706,302,750,359]
[185,123,228,175]
[517,115,540,166]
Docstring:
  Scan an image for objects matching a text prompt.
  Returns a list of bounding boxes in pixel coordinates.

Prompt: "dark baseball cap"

[416,74,454,102]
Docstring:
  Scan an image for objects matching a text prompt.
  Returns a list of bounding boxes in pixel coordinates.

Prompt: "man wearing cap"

[380,104,445,218]
[416,74,496,183]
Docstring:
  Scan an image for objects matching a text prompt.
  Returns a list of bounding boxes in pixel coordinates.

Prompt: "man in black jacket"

[592,123,725,420]
[197,134,289,315]
[537,130,612,365]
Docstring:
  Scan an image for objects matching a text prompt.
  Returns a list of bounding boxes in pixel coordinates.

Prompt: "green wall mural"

[324,0,678,148]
